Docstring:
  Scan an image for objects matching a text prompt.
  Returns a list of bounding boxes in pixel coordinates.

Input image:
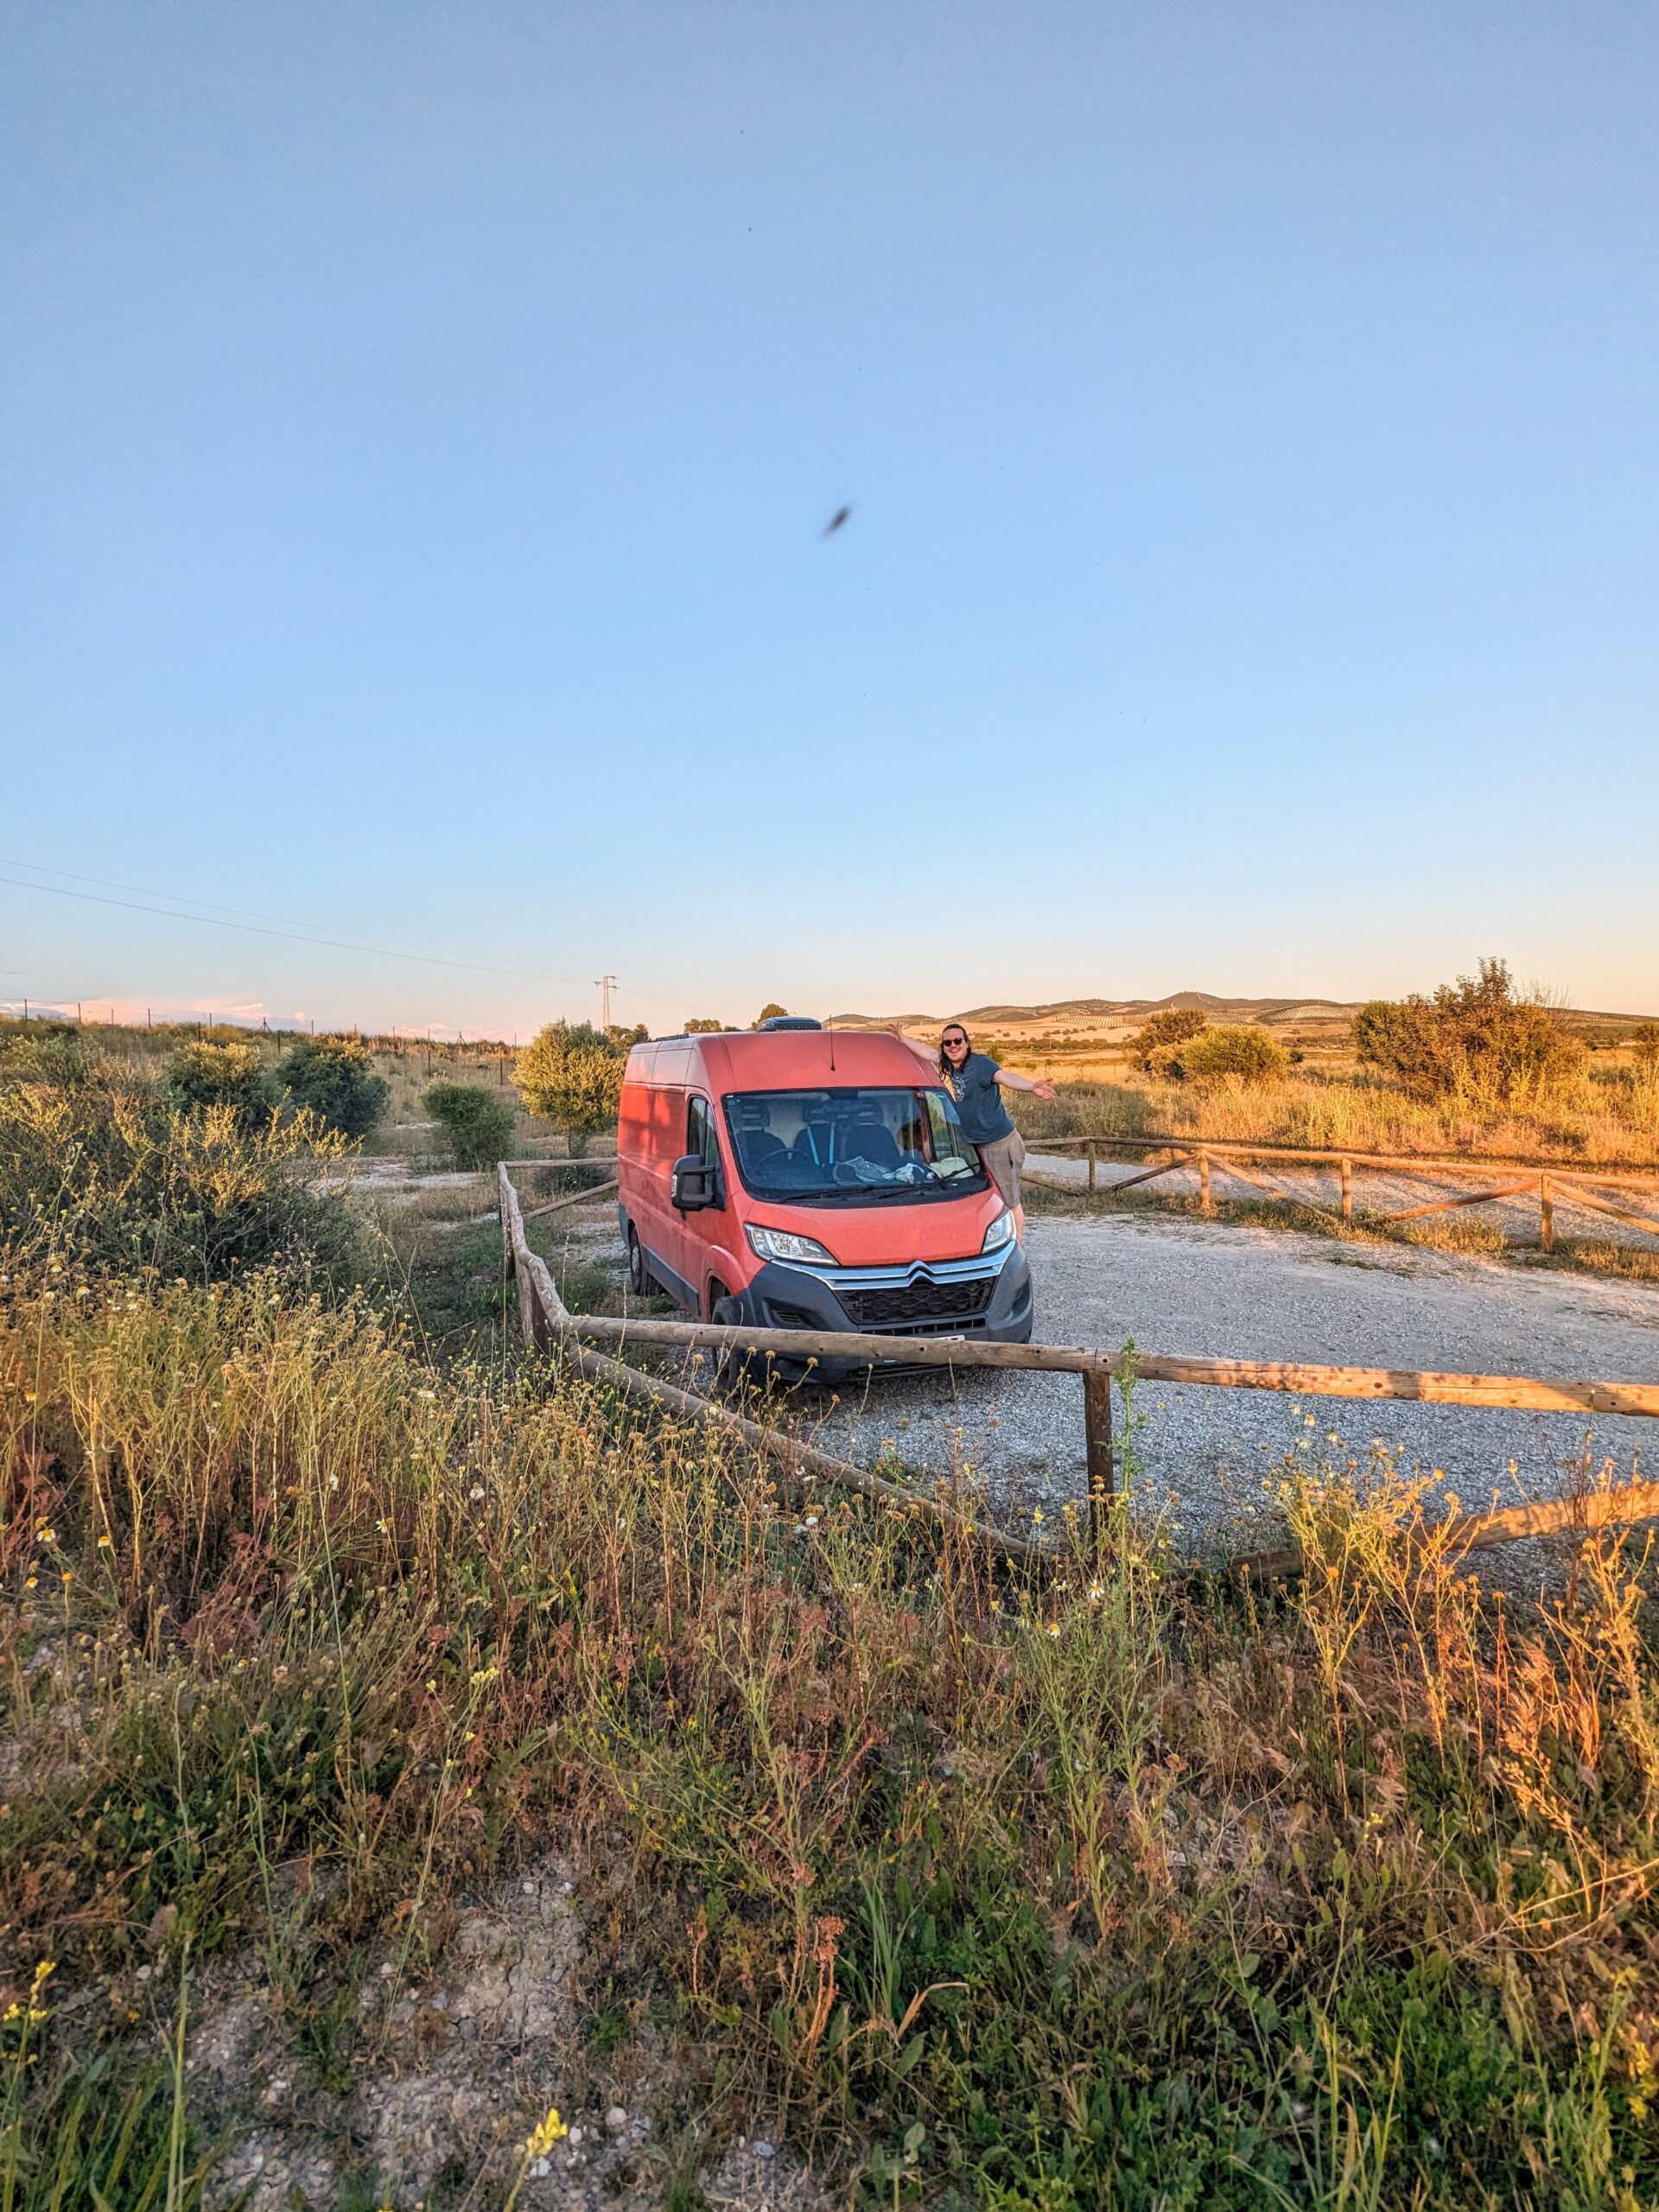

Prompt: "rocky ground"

[184,1850,830,2212]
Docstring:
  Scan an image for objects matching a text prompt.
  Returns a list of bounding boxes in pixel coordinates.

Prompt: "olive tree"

[513,1021,626,1154]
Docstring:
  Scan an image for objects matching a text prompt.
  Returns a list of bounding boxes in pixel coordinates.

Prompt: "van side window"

[687,1096,720,1169]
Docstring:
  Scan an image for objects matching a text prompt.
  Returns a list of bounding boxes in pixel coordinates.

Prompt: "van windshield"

[723,1087,988,1204]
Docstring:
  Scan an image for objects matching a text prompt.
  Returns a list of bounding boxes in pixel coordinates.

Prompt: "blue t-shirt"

[946,1052,1015,1144]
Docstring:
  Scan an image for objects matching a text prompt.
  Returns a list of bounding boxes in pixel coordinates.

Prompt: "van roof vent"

[758,1015,822,1031]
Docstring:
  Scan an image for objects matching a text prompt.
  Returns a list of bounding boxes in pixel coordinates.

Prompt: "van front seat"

[732,1097,786,1173]
[794,1105,836,1169]
[843,1110,901,1170]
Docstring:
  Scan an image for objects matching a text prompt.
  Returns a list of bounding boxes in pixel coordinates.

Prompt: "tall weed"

[3,1284,1658,2204]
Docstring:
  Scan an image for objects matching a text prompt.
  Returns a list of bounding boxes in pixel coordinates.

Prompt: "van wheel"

[706,1283,744,1390]
[627,1229,652,1297]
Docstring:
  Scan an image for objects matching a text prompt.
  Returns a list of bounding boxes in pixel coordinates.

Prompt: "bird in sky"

[821,505,852,537]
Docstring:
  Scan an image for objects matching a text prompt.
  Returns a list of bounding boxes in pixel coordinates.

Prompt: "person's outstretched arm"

[995,1065,1058,1103]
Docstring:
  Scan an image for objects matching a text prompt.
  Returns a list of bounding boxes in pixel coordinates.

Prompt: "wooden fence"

[1021,1132,1659,1252]
[497,1164,1659,1576]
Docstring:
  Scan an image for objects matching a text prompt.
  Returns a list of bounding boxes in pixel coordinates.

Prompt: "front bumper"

[728,1243,1033,1372]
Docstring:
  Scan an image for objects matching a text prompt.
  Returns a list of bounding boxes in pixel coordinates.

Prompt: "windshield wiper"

[831,1179,970,1202]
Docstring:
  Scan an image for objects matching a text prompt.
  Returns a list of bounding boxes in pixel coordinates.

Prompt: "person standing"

[938,1024,1056,1240]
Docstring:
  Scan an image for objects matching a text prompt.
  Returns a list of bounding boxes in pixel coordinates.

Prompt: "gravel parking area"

[1023,1143,1659,1253]
[791,1213,1659,1554]
[543,1195,1659,1561]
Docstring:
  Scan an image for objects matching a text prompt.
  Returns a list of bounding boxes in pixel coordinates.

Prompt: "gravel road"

[791,1213,1659,1554]
[1022,1142,1659,1252]
[546,1193,1659,1561]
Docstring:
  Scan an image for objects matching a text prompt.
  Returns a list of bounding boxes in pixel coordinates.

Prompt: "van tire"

[706,1284,745,1390]
[627,1228,653,1298]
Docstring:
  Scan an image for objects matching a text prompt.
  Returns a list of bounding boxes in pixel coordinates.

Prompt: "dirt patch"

[188,1855,823,2211]
[197,1858,595,2209]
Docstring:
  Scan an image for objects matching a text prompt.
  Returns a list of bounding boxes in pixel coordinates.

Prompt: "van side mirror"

[671,1154,720,1211]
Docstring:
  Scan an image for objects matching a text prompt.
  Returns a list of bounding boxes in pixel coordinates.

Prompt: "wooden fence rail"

[1021,1130,1659,1250]
[498,1165,1659,1577]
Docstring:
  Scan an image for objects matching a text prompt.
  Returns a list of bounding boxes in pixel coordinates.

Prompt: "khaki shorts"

[977,1128,1027,1208]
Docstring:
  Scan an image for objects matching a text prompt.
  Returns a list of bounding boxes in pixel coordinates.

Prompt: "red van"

[617,1018,1033,1359]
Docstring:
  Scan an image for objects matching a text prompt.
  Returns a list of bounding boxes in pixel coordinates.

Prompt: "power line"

[0,871,563,982]
[0,856,590,985]
[0,863,682,1014]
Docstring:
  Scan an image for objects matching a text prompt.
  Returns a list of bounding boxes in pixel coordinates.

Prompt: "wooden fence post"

[1087,1141,1097,1194]
[1340,1157,1353,1224]
[1540,1174,1554,1254]
[1084,1366,1115,1559]
[499,1163,549,1352]
[1198,1149,1212,1216]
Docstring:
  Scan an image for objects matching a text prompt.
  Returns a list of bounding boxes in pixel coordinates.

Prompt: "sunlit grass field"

[1019,1061,1659,1170]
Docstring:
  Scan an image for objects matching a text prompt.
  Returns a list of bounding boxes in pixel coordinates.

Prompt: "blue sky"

[3,1,1656,1035]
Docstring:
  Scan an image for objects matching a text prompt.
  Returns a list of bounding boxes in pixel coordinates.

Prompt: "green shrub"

[513,1022,625,1154]
[1354,958,1582,1104]
[164,1039,274,1128]
[421,1081,516,1170]
[0,1045,360,1284]
[683,1017,725,1033]
[1129,1007,1208,1070]
[0,1021,97,1088]
[1632,1021,1659,1067]
[1169,1024,1288,1086]
[275,1036,389,1138]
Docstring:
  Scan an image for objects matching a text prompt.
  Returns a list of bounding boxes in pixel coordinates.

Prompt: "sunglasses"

[943,1035,967,1047]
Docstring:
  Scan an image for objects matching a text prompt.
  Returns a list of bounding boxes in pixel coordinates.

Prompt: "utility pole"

[595,975,616,1030]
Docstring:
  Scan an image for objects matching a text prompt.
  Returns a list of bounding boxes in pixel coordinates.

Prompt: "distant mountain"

[826,992,1652,1034]
[825,993,1363,1033]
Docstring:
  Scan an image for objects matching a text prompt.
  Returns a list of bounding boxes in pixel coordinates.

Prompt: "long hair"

[938,1026,970,1081]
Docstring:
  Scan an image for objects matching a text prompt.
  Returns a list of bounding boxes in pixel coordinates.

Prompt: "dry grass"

[1021,1065,1659,1169]
[4,1264,1659,2207]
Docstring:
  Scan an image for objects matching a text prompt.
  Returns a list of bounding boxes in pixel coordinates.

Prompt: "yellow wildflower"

[524,2106,569,2157]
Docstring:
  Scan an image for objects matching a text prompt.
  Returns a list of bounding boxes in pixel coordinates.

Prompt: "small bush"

[1170,1024,1288,1086]
[1354,958,1582,1104]
[1129,1007,1208,1070]
[275,1036,390,1138]
[164,1039,274,1128]
[0,1046,359,1284]
[513,1022,625,1154]
[1632,1022,1659,1067]
[422,1081,516,1170]
[0,1021,97,1087]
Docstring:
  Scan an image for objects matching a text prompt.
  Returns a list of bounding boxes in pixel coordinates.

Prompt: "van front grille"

[839,1277,995,1327]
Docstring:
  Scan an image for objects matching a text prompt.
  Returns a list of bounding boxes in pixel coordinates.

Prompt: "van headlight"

[747,1224,836,1266]
[982,1209,1016,1253]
